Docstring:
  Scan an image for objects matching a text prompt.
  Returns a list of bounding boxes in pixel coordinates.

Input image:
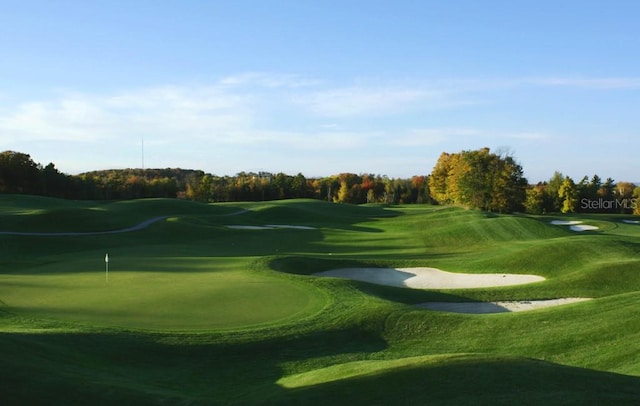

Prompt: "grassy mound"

[1,195,640,404]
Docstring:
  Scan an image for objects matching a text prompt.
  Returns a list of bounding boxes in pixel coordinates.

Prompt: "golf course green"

[1,195,640,404]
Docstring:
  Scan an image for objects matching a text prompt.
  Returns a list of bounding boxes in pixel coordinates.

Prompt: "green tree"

[41,162,71,198]
[291,173,309,198]
[599,177,615,200]
[558,176,577,213]
[488,154,527,212]
[590,175,602,198]
[524,185,545,214]
[332,173,363,204]
[366,188,376,203]
[411,175,430,204]
[0,151,41,194]
[185,173,204,201]
[456,148,493,210]
[544,171,565,212]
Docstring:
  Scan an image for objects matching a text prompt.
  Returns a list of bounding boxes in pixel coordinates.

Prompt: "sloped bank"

[314,267,591,314]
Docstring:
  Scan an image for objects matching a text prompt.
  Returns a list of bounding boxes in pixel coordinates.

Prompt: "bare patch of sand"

[569,224,599,232]
[550,220,599,232]
[623,219,640,224]
[314,267,544,289]
[417,298,592,314]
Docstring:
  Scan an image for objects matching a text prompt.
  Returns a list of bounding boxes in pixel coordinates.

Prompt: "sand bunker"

[417,298,592,314]
[569,224,599,232]
[314,267,544,289]
[550,220,599,231]
[550,220,583,225]
[315,267,590,314]
[623,219,640,224]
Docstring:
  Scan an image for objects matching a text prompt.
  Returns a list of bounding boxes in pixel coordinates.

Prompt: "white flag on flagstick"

[105,253,109,263]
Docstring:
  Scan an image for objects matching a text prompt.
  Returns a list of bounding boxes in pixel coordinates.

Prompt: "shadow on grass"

[269,255,474,304]
[273,356,640,405]
[0,321,389,405]
[269,255,463,277]
[0,199,409,277]
[3,327,640,405]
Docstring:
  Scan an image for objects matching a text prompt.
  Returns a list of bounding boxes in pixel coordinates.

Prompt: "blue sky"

[1,1,638,182]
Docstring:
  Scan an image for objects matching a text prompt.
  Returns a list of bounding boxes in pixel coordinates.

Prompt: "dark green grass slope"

[0,196,246,233]
[277,356,640,405]
[1,196,640,404]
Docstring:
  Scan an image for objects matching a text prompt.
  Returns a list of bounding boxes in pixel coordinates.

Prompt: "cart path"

[0,208,250,237]
[0,216,169,236]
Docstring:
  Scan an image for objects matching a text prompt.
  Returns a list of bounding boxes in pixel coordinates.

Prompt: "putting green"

[0,257,326,331]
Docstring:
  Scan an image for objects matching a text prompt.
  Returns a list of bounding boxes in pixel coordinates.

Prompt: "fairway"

[2,196,640,404]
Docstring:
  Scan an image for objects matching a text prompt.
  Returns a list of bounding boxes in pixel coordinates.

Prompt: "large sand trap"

[417,298,592,314]
[314,267,544,289]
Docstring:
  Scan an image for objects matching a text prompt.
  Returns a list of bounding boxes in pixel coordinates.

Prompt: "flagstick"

[105,253,109,283]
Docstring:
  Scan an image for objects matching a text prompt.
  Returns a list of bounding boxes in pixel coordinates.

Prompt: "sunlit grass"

[1,195,640,404]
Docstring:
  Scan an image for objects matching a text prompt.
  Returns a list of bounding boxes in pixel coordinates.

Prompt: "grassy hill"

[1,195,639,404]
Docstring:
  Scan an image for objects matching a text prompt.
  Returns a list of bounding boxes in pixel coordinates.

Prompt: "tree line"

[427,147,638,215]
[1,149,637,214]
[0,151,188,199]
[167,171,429,205]
[524,171,639,215]
[0,151,428,204]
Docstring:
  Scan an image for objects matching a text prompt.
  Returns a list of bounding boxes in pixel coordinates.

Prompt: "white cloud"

[0,85,253,145]
[501,131,550,141]
[5,73,625,148]
[392,128,481,147]
[1,78,463,152]
[1,73,636,177]
[406,76,640,94]
[292,85,436,117]
[218,72,321,89]
[532,77,640,89]
[1,99,113,142]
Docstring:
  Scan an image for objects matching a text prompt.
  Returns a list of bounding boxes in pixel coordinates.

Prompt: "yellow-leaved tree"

[428,148,527,213]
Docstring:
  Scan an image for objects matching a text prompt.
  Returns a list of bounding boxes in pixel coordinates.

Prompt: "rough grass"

[1,195,640,404]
